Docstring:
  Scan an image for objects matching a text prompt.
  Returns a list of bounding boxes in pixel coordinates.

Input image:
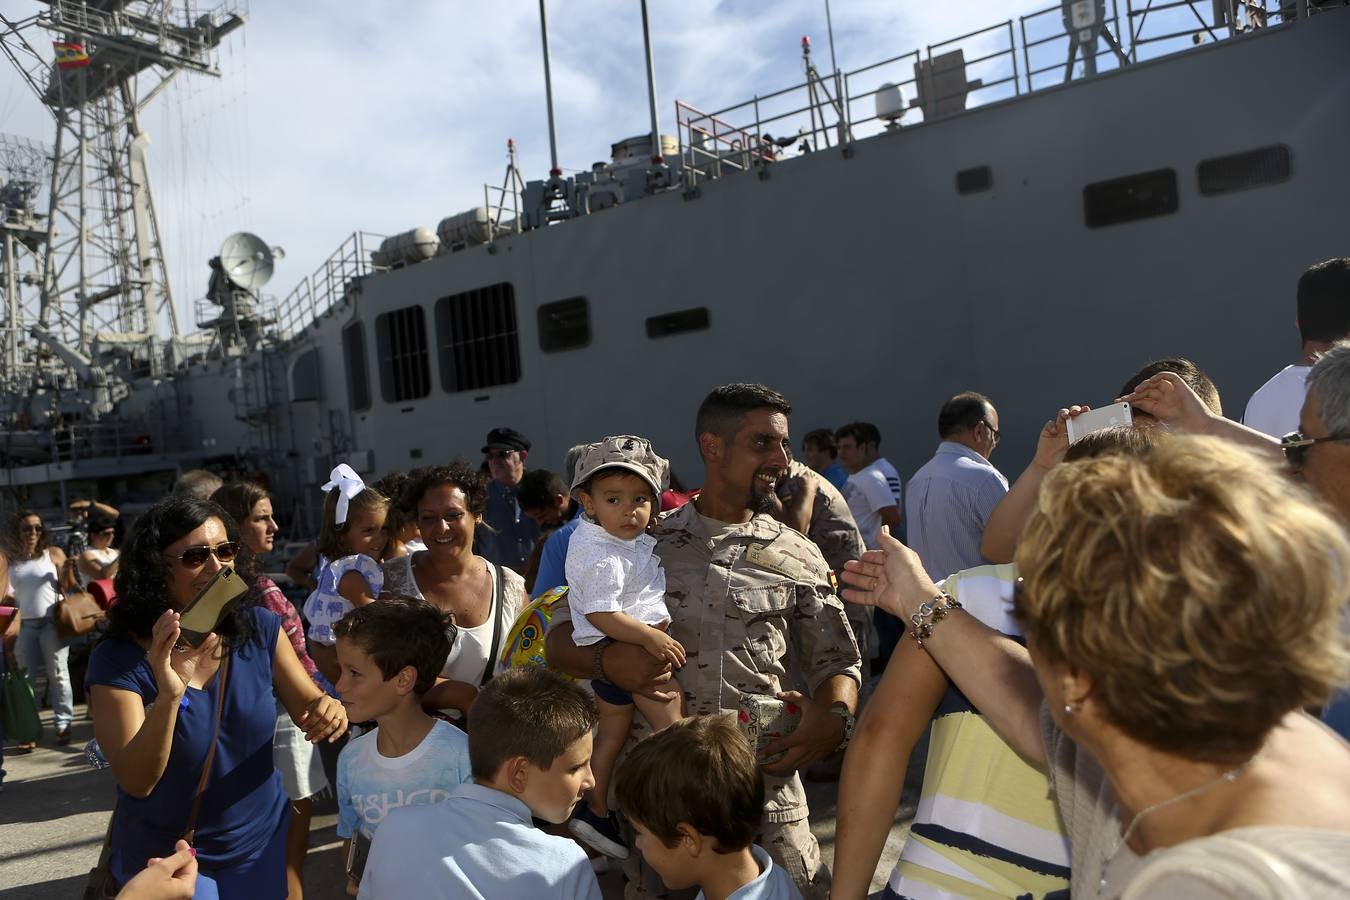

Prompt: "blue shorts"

[591,677,633,706]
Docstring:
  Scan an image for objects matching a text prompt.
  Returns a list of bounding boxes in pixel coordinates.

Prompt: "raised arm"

[981,407,1085,563]
[842,529,1046,766]
[1121,373,1282,457]
[832,639,950,900]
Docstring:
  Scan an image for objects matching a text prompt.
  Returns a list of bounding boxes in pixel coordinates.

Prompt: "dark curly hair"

[8,510,48,561]
[402,461,488,519]
[110,496,259,646]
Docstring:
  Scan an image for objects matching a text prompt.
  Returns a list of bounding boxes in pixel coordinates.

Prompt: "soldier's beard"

[748,468,780,514]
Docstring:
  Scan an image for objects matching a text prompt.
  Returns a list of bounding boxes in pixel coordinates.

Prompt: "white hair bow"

[322,463,366,526]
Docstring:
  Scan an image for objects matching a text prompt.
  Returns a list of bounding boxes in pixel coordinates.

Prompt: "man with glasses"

[480,427,540,574]
[904,392,1009,585]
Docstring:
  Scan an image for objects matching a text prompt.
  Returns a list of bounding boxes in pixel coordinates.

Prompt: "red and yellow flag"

[53,42,90,70]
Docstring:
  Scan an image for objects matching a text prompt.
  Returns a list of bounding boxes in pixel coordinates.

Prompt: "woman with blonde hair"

[843,435,1350,897]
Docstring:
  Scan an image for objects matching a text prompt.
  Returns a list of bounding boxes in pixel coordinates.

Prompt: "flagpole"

[538,0,561,177]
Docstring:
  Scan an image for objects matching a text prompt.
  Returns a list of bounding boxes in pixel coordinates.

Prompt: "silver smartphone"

[1065,402,1133,444]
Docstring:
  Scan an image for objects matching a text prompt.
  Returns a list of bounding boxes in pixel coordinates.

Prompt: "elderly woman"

[843,435,1350,897]
[87,496,346,899]
[383,462,526,716]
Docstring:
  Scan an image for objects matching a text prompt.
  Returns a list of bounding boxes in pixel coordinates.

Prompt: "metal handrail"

[273,231,383,341]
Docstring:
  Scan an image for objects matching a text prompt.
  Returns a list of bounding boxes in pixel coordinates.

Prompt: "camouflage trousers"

[622,815,829,899]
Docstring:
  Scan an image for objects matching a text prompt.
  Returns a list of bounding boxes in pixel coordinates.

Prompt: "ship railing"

[678,0,1292,184]
[2,417,171,465]
[273,231,383,341]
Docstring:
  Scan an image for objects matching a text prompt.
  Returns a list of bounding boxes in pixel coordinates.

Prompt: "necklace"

[1096,751,1260,898]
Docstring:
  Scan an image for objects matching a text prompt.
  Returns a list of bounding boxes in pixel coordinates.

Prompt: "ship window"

[342,323,371,411]
[435,282,521,392]
[375,305,432,403]
[538,297,590,353]
[291,348,319,402]
[1083,169,1178,228]
[1198,145,1291,196]
[647,307,710,339]
[956,166,992,194]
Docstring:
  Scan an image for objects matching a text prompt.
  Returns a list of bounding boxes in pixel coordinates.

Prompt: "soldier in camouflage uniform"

[548,384,861,900]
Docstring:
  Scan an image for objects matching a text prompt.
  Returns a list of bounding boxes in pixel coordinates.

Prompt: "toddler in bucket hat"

[563,435,686,860]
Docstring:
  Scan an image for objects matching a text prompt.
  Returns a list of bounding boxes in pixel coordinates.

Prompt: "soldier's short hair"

[614,714,763,853]
[834,421,881,449]
[467,667,598,780]
[695,383,792,447]
[1297,257,1350,344]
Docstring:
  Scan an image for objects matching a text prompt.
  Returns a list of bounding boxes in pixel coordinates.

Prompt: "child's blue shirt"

[336,719,471,840]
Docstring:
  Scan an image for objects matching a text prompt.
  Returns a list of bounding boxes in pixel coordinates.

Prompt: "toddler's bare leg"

[632,673,684,732]
[589,697,635,817]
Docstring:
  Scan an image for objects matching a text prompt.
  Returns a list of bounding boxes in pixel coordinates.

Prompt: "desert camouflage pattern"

[789,459,871,663]
[569,434,670,496]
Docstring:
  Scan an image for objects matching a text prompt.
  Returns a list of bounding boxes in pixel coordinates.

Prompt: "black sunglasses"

[1280,430,1350,470]
[167,541,240,568]
[982,420,1002,443]
[485,449,517,461]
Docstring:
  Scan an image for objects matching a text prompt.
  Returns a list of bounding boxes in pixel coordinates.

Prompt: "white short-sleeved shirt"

[302,554,384,646]
[565,518,669,647]
[336,719,472,841]
[1243,364,1310,438]
[844,464,897,550]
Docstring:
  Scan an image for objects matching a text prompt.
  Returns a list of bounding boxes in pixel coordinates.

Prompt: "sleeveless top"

[79,547,119,589]
[302,554,385,646]
[12,551,60,618]
[888,564,1071,900]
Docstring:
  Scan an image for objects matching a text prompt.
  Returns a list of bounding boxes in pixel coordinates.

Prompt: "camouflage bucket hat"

[570,435,670,498]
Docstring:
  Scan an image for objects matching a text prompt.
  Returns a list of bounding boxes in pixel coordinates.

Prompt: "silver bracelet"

[909,591,962,646]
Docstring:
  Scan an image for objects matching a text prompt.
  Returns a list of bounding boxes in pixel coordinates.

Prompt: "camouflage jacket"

[790,459,864,575]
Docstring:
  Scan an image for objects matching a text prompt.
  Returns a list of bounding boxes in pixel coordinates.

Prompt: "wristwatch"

[828,701,856,749]
[590,638,614,683]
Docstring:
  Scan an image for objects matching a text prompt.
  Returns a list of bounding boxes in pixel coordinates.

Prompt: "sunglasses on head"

[1280,430,1350,470]
[168,541,240,568]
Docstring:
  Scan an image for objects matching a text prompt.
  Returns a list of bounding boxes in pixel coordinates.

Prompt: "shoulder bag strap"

[182,649,231,845]
[479,563,508,686]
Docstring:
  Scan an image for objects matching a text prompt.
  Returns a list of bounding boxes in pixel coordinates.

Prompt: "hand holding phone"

[177,568,248,648]
[1064,402,1133,444]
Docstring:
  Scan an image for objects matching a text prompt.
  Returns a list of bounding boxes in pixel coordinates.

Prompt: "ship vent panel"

[956,166,992,194]
[343,323,371,411]
[375,306,432,403]
[1083,169,1178,229]
[647,307,710,339]
[1198,145,1291,196]
[435,282,522,392]
[538,297,590,352]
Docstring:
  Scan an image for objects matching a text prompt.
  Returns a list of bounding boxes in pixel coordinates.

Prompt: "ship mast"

[0,0,243,413]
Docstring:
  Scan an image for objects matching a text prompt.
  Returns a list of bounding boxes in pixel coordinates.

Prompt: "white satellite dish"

[219,232,276,291]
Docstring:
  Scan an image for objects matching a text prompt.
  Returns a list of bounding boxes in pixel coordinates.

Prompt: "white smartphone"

[1065,402,1133,444]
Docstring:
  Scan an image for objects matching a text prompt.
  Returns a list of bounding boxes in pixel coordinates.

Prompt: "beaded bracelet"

[909,591,962,646]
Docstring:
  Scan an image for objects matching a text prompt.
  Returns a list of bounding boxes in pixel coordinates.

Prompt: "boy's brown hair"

[467,667,598,780]
[332,595,453,696]
[614,714,763,853]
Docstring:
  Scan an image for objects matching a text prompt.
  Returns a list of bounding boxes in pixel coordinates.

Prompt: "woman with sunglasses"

[842,435,1350,897]
[9,510,74,749]
[86,495,347,899]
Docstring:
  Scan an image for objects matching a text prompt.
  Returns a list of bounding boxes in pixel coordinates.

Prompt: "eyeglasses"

[485,450,517,461]
[1280,431,1350,470]
[19,524,42,534]
[167,541,240,568]
[982,420,1002,445]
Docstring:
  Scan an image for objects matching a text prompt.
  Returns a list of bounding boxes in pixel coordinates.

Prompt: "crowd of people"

[0,257,1348,899]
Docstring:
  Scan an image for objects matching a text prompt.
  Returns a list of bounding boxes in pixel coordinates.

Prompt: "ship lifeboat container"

[371,228,439,269]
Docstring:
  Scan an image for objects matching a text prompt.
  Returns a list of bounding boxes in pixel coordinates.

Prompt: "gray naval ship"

[2,0,1348,531]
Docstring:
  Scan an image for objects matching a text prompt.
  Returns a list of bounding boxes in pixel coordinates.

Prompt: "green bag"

[1,666,44,744]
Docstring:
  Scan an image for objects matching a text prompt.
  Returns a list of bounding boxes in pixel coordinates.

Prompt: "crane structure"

[0,0,243,417]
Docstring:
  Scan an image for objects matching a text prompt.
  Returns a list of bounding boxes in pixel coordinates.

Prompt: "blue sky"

[0,0,1214,332]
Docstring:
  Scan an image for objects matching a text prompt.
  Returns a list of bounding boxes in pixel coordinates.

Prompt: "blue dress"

[87,607,289,894]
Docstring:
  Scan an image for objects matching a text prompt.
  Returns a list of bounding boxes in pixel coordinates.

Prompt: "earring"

[1063,702,1080,715]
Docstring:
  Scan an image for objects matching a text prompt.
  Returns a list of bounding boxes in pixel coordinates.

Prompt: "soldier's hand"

[840,526,939,622]
[602,641,678,702]
[760,690,843,775]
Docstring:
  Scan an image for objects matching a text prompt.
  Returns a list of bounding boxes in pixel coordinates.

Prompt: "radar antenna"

[0,0,245,409]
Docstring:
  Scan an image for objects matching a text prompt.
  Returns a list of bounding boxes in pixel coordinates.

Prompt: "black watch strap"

[590,638,614,682]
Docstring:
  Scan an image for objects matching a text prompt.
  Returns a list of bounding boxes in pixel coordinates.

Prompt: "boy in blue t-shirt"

[333,597,471,895]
